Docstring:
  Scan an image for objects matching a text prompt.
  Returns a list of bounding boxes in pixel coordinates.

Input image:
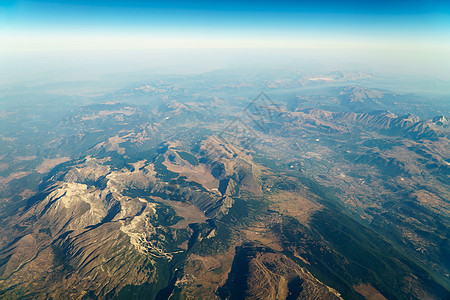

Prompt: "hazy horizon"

[1,0,450,89]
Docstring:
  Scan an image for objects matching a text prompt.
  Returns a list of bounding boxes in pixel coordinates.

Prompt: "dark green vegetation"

[177,151,199,166]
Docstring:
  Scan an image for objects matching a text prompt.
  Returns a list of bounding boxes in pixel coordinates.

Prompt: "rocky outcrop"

[200,136,262,196]
[288,108,447,140]
[219,243,342,300]
[0,157,174,298]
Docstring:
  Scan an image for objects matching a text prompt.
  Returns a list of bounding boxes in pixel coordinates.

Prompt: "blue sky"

[1,1,450,84]
[2,0,450,38]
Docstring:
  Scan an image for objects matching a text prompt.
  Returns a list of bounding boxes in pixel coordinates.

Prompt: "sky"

[1,0,450,85]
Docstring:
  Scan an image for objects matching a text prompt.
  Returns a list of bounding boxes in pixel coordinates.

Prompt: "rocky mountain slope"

[0,82,449,299]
